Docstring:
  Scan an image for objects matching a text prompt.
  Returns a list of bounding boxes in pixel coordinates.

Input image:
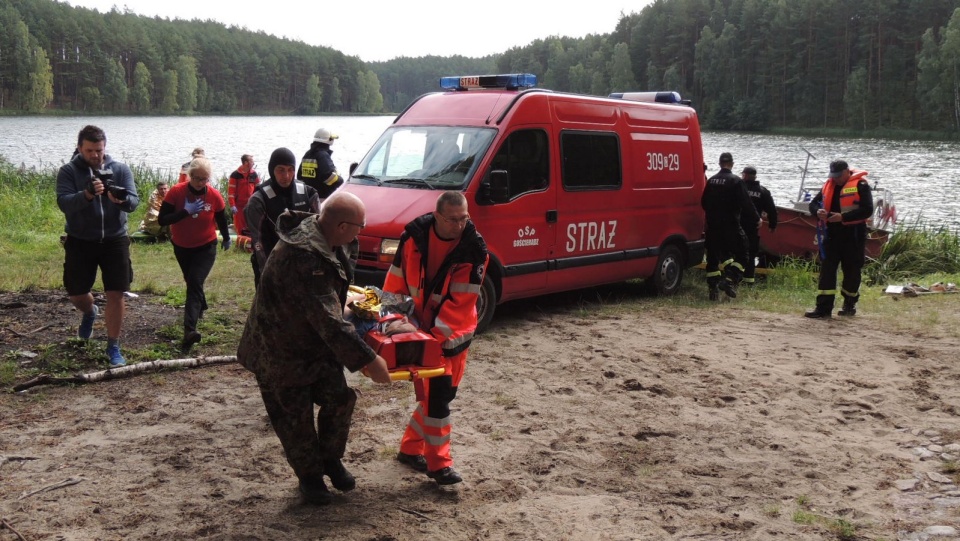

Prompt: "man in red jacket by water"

[227,154,260,235]
[384,191,488,486]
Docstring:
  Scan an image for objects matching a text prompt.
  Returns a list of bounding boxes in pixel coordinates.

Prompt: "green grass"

[789,494,860,540]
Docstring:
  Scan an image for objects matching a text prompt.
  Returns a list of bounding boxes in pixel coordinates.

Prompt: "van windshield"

[349,126,496,189]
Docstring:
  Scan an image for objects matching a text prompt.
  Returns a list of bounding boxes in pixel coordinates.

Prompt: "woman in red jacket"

[158,157,232,352]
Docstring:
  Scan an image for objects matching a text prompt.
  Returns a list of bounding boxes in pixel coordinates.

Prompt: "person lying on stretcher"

[345,286,422,365]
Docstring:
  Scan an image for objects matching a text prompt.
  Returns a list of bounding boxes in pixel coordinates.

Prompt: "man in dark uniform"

[804,160,874,318]
[238,192,392,505]
[297,128,343,200]
[244,147,321,287]
[740,166,778,284]
[701,152,759,300]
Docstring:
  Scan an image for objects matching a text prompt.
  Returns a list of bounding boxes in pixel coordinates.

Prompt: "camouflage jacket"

[237,210,375,387]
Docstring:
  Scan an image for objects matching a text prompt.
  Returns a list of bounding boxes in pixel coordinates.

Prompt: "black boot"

[718,278,737,298]
[181,330,201,353]
[805,295,834,319]
[838,301,857,316]
[298,477,333,505]
[323,458,356,492]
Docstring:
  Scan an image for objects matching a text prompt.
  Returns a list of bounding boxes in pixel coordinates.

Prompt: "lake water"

[2,116,958,230]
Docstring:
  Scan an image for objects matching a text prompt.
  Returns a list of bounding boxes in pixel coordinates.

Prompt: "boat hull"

[758,205,890,260]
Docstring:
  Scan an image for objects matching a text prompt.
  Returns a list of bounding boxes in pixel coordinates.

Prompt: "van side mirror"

[487,170,509,204]
[349,162,359,176]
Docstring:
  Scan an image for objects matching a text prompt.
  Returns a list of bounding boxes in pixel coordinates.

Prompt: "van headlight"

[379,239,399,263]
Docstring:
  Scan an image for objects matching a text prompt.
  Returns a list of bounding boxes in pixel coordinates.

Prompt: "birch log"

[12,355,237,392]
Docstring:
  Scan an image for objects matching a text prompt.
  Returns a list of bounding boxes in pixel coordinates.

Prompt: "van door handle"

[546,210,558,223]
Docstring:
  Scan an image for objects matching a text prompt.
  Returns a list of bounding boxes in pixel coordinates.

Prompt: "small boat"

[757,148,894,261]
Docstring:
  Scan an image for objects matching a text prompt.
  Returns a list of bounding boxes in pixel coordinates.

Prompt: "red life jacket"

[821,169,869,225]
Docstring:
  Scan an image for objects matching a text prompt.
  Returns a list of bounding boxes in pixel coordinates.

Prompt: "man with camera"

[56,125,139,367]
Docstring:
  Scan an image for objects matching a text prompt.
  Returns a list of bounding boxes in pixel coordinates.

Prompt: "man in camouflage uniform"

[237,192,391,505]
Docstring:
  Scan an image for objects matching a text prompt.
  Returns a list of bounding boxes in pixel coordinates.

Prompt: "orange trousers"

[399,350,467,471]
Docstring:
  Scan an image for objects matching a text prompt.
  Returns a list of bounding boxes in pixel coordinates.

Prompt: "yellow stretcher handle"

[389,367,446,381]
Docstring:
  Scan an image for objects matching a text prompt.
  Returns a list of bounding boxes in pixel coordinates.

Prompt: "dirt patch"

[1,290,181,370]
[2,288,960,540]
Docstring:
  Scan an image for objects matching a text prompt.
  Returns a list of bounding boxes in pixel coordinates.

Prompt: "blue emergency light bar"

[440,73,538,91]
[608,91,683,104]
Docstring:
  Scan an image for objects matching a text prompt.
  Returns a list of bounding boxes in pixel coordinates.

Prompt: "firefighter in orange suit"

[228,154,260,235]
[383,190,488,486]
[804,160,873,318]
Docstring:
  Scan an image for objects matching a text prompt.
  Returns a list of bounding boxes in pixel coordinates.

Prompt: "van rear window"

[560,132,621,190]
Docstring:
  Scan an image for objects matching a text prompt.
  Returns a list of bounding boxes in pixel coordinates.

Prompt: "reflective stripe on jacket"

[383,214,488,356]
[820,170,870,225]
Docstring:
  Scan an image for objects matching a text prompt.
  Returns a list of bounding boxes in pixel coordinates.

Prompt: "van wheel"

[475,276,497,334]
[649,245,684,296]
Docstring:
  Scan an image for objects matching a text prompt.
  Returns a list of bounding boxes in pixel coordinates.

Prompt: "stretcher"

[364,327,445,380]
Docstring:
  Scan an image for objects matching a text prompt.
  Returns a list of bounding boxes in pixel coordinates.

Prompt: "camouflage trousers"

[257,376,357,484]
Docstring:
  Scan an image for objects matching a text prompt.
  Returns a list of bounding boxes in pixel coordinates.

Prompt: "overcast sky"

[65,0,652,62]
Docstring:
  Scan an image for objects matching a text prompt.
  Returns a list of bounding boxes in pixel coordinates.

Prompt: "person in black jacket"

[804,160,874,318]
[740,166,778,284]
[297,128,343,200]
[700,152,759,300]
[244,147,321,287]
[55,125,139,368]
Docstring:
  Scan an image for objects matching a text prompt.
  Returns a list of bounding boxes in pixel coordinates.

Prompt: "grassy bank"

[3,159,960,387]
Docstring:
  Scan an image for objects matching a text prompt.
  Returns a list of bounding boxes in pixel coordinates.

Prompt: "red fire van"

[344,74,705,332]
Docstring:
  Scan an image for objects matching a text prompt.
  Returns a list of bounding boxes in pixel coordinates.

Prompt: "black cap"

[719,152,733,164]
[742,166,757,176]
[268,147,296,180]
[828,160,849,179]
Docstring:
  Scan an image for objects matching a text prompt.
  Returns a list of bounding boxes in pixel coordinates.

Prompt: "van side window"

[489,129,549,199]
[560,131,621,190]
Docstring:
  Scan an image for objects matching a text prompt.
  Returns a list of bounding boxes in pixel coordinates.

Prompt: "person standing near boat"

[804,160,873,318]
[297,128,343,200]
[158,157,232,352]
[701,152,759,300]
[740,166,778,284]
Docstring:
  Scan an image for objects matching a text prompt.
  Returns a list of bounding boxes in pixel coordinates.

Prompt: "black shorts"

[63,235,132,295]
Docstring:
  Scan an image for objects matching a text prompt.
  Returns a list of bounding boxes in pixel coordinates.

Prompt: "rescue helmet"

[313,128,339,144]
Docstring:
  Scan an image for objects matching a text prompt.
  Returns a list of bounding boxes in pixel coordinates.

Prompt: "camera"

[89,168,128,199]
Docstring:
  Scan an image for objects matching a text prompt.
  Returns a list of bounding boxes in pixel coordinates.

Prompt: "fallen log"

[12,355,237,392]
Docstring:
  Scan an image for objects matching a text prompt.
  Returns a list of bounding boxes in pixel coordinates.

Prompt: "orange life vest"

[821,169,869,225]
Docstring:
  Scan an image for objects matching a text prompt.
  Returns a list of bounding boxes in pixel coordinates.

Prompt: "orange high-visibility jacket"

[383,214,488,357]
[820,170,871,225]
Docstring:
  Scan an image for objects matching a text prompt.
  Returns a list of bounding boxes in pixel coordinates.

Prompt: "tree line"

[2,0,959,134]
[0,0,384,114]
